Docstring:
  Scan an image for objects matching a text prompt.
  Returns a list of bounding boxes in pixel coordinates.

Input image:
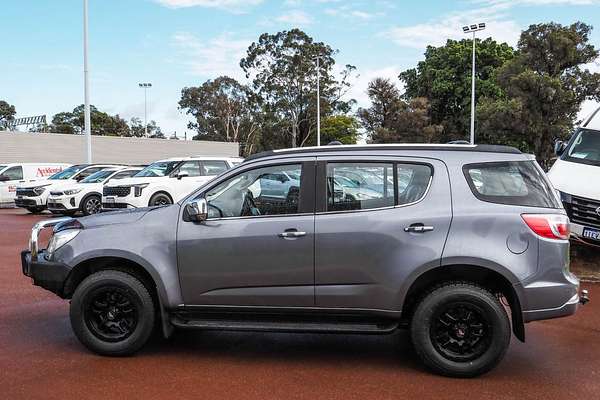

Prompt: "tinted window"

[136,161,180,177]
[397,164,433,205]
[464,161,559,208]
[205,164,303,218]
[81,170,113,183]
[76,167,104,180]
[178,161,201,177]
[49,165,86,180]
[202,161,229,176]
[112,170,139,180]
[327,163,394,211]
[3,166,23,180]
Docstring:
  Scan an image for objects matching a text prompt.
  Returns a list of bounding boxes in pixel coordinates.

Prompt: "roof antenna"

[327,141,343,146]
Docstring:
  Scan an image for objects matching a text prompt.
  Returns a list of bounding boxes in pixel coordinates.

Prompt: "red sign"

[36,166,63,177]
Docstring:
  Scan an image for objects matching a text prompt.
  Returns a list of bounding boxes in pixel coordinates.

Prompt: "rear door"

[314,156,452,311]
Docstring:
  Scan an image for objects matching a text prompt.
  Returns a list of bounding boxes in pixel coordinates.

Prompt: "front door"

[314,156,452,311]
[177,159,316,307]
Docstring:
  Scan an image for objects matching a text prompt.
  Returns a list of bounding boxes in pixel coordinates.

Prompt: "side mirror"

[0,175,10,182]
[185,198,208,222]
[176,171,189,180]
[554,140,567,156]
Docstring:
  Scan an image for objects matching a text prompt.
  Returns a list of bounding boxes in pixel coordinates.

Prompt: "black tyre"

[70,270,155,356]
[81,195,102,216]
[149,192,172,207]
[410,282,510,378]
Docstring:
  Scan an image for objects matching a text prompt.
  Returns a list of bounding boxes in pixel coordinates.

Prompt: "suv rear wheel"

[410,282,510,378]
[70,270,155,356]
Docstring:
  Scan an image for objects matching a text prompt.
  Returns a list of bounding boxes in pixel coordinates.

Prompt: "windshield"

[81,169,114,183]
[0,166,7,173]
[49,165,86,180]
[135,161,180,177]
[563,129,600,167]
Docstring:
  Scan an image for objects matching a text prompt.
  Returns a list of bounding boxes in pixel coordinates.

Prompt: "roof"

[244,144,521,162]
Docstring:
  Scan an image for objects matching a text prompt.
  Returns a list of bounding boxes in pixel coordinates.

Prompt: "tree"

[240,28,356,148]
[399,38,516,141]
[477,22,600,165]
[358,78,443,143]
[320,115,359,144]
[0,100,16,130]
[128,117,164,138]
[179,76,259,154]
[49,105,130,136]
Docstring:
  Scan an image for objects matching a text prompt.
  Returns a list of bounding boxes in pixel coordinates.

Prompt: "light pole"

[138,83,152,137]
[462,22,485,145]
[314,56,321,146]
[83,0,92,163]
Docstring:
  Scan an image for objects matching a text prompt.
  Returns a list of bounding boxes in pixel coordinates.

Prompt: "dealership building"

[0,131,239,164]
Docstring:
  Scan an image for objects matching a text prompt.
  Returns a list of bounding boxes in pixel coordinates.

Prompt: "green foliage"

[477,22,600,166]
[240,28,356,148]
[179,76,259,154]
[49,105,130,136]
[320,115,359,144]
[358,78,443,143]
[128,117,164,139]
[399,38,516,140]
[0,100,16,130]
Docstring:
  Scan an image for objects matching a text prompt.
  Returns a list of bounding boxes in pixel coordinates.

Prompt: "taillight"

[521,214,570,240]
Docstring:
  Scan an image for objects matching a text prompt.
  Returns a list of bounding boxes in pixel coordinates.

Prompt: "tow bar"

[580,289,589,305]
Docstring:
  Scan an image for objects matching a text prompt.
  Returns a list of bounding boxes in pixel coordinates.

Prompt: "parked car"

[47,167,143,216]
[15,164,122,213]
[0,163,70,208]
[21,144,586,378]
[549,106,600,246]
[101,156,242,210]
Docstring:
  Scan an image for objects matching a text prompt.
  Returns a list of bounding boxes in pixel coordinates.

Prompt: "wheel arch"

[401,263,525,342]
[80,191,102,210]
[148,190,174,206]
[63,254,174,338]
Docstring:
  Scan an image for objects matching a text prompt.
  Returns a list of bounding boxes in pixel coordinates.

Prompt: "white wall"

[0,131,239,164]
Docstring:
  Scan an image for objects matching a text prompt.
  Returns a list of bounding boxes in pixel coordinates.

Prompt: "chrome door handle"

[404,225,434,233]
[278,231,307,238]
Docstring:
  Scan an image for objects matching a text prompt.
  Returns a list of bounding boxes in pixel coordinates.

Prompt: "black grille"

[564,195,600,228]
[47,202,67,210]
[16,188,36,197]
[103,186,131,197]
[102,203,128,209]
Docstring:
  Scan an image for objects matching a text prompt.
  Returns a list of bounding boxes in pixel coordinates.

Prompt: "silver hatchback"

[21,144,587,377]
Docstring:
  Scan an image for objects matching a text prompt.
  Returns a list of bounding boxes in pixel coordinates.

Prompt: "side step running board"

[170,315,399,334]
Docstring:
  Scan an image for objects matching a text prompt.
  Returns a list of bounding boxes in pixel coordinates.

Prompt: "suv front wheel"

[410,282,510,378]
[70,270,155,356]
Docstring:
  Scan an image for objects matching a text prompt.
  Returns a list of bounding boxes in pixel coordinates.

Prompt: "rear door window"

[326,163,395,211]
[464,161,559,208]
[201,160,229,176]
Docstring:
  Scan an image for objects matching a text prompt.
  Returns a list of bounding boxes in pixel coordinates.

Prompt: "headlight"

[33,185,51,195]
[132,183,149,197]
[64,188,82,195]
[46,229,80,258]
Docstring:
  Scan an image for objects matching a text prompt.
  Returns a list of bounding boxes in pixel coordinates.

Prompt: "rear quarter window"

[463,161,560,208]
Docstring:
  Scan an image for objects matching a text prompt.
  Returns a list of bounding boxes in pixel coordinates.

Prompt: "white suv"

[15,164,122,213]
[102,156,242,210]
[47,167,142,216]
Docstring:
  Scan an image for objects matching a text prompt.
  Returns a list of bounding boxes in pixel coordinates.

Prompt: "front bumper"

[21,250,70,297]
[47,195,77,211]
[15,196,44,208]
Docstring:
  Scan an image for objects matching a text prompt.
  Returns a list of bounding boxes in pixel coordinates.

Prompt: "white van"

[0,163,71,207]
[102,156,242,210]
[548,106,600,246]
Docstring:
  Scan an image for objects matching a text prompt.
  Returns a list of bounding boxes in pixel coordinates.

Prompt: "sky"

[1,0,600,138]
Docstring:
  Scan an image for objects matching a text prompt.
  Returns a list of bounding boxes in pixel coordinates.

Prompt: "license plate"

[105,197,115,204]
[17,196,23,200]
[582,227,600,241]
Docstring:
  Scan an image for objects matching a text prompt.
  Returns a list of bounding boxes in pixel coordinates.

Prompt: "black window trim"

[462,160,560,209]
[315,159,434,215]
[191,160,316,221]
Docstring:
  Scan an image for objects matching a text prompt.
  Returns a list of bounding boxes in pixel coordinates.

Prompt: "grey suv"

[21,144,588,377]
